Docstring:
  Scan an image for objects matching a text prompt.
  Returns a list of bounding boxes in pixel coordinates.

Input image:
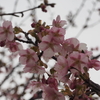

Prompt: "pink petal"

[39,42,48,51]
[3,21,12,28]
[19,56,27,64]
[7,33,14,41]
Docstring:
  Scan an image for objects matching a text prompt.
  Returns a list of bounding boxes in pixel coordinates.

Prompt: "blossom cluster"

[0,15,100,100]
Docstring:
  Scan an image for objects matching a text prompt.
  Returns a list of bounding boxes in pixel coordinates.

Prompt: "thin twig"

[0,6,39,17]
[15,37,34,45]
[17,74,35,100]
[75,1,97,38]
[0,64,21,87]
[10,0,19,20]
[0,3,55,17]
[66,0,86,29]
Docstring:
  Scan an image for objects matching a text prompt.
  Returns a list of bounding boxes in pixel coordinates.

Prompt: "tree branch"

[0,3,55,17]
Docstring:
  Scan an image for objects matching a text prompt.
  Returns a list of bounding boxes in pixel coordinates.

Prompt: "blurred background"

[0,0,100,99]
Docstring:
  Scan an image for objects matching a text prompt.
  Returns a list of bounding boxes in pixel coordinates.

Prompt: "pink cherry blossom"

[61,38,80,57]
[6,41,23,52]
[19,49,39,64]
[61,38,88,57]
[0,21,14,41]
[50,27,66,43]
[42,85,65,100]
[52,15,66,28]
[54,56,69,82]
[39,35,61,60]
[67,51,89,73]
[24,61,45,74]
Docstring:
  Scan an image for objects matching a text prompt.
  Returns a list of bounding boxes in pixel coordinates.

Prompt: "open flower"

[39,35,61,60]
[50,27,66,43]
[54,56,69,82]
[67,51,89,73]
[6,41,23,52]
[19,49,39,64]
[0,21,14,41]
[24,61,45,74]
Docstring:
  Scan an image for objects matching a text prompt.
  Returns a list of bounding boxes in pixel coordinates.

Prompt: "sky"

[0,0,100,94]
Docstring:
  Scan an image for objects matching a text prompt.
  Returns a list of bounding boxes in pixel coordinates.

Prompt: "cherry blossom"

[24,61,45,74]
[60,38,88,57]
[54,56,69,82]
[52,15,66,28]
[0,15,100,100]
[67,51,89,73]
[39,35,61,60]
[0,21,14,41]
[50,27,66,43]
[6,41,23,52]
[42,85,65,100]
[19,49,39,64]
[88,59,100,70]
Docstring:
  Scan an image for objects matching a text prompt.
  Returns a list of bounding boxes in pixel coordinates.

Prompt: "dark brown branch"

[80,73,100,96]
[0,3,55,17]
[92,54,100,59]
[0,6,39,17]
[72,67,100,96]
[15,37,35,45]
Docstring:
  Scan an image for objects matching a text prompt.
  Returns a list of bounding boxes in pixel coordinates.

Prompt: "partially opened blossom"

[52,15,66,28]
[88,59,100,70]
[0,21,14,41]
[19,49,39,64]
[42,85,65,100]
[6,41,23,52]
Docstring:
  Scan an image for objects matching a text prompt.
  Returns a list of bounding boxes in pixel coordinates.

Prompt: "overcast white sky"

[0,0,100,86]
